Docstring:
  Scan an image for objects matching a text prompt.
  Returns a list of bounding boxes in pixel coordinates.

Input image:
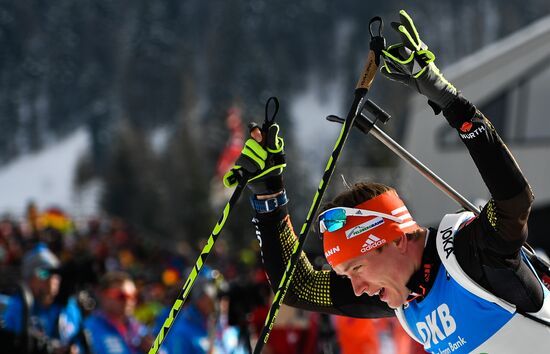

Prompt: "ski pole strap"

[262,96,279,133]
[356,17,385,91]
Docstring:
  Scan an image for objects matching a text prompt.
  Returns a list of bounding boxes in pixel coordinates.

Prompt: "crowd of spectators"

[0,202,422,354]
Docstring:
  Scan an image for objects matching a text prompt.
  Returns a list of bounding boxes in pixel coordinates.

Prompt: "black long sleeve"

[443,103,541,312]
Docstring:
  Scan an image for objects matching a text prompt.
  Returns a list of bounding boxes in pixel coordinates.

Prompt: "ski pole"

[327,103,550,275]
[148,177,249,354]
[327,105,480,214]
[252,16,386,354]
[149,96,282,354]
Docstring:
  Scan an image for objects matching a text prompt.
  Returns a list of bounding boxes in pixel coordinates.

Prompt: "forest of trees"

[1,0,549,251]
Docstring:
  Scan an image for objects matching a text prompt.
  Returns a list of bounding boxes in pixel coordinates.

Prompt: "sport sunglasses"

[103,288,138,302]
[318,207,408,234]
[34,268,54,280]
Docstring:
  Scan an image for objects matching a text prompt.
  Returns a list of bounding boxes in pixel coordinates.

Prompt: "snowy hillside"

[0,129,97,218]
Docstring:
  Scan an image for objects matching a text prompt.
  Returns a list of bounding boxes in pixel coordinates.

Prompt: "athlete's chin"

[385,299,405,309]
[382,291,407,309]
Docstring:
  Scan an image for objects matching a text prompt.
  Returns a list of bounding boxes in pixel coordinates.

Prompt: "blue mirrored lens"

[35,269,51,280]
[324,220,345,232]
[321,209,347,232]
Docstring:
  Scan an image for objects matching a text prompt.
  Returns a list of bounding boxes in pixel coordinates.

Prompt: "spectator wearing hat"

[0,242,84,353]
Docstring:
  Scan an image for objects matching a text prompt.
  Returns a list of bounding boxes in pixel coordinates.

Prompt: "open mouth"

[373,287,385,298]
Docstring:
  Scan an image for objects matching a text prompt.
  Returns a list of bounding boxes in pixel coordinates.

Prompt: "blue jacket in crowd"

[84,311,150,354]
[0,294,84,348]
[155,304,246,354]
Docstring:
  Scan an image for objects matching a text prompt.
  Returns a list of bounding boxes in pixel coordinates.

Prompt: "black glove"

[223,121,286,196]
[381,10,459,112]
[381,10,477,128]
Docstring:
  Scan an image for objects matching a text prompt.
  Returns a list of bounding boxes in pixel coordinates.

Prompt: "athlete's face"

[333,240,413,309]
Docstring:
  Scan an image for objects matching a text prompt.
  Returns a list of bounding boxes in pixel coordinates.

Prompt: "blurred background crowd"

[2,1,550,353]
[0,97,426,354]
[0,202,425,354]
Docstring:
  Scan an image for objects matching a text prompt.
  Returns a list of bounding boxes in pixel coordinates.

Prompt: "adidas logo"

[345,217,384,239]
[360,234,386,253]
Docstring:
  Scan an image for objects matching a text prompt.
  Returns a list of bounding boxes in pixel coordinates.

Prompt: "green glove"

[381,10,458,112]
[223,122,286,195]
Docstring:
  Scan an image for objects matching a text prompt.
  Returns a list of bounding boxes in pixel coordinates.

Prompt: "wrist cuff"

[250,190,289,213]
[442,94,476,129]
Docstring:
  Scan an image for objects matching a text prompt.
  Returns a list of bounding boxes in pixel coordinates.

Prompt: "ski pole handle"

[356,17,385,91]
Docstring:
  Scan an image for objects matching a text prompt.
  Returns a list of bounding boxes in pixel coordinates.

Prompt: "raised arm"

[380,10,541,312]
[380,10,534,252]
[223,100,393,318]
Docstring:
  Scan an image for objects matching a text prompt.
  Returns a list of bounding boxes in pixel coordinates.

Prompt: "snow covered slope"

[0,129,92,217]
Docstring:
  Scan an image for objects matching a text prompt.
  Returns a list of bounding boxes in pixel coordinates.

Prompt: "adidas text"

[361,235,386,253]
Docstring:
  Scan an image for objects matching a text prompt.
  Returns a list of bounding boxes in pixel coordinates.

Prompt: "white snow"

[290,77,344,181]
[150,126,170,154]
[0,128,94,218]
[0,83,342,220]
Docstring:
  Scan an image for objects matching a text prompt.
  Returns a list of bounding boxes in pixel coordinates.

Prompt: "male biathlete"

[224,10,550,353]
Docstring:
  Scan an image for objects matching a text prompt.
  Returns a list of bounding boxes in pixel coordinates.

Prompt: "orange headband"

[322,190,417,267]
